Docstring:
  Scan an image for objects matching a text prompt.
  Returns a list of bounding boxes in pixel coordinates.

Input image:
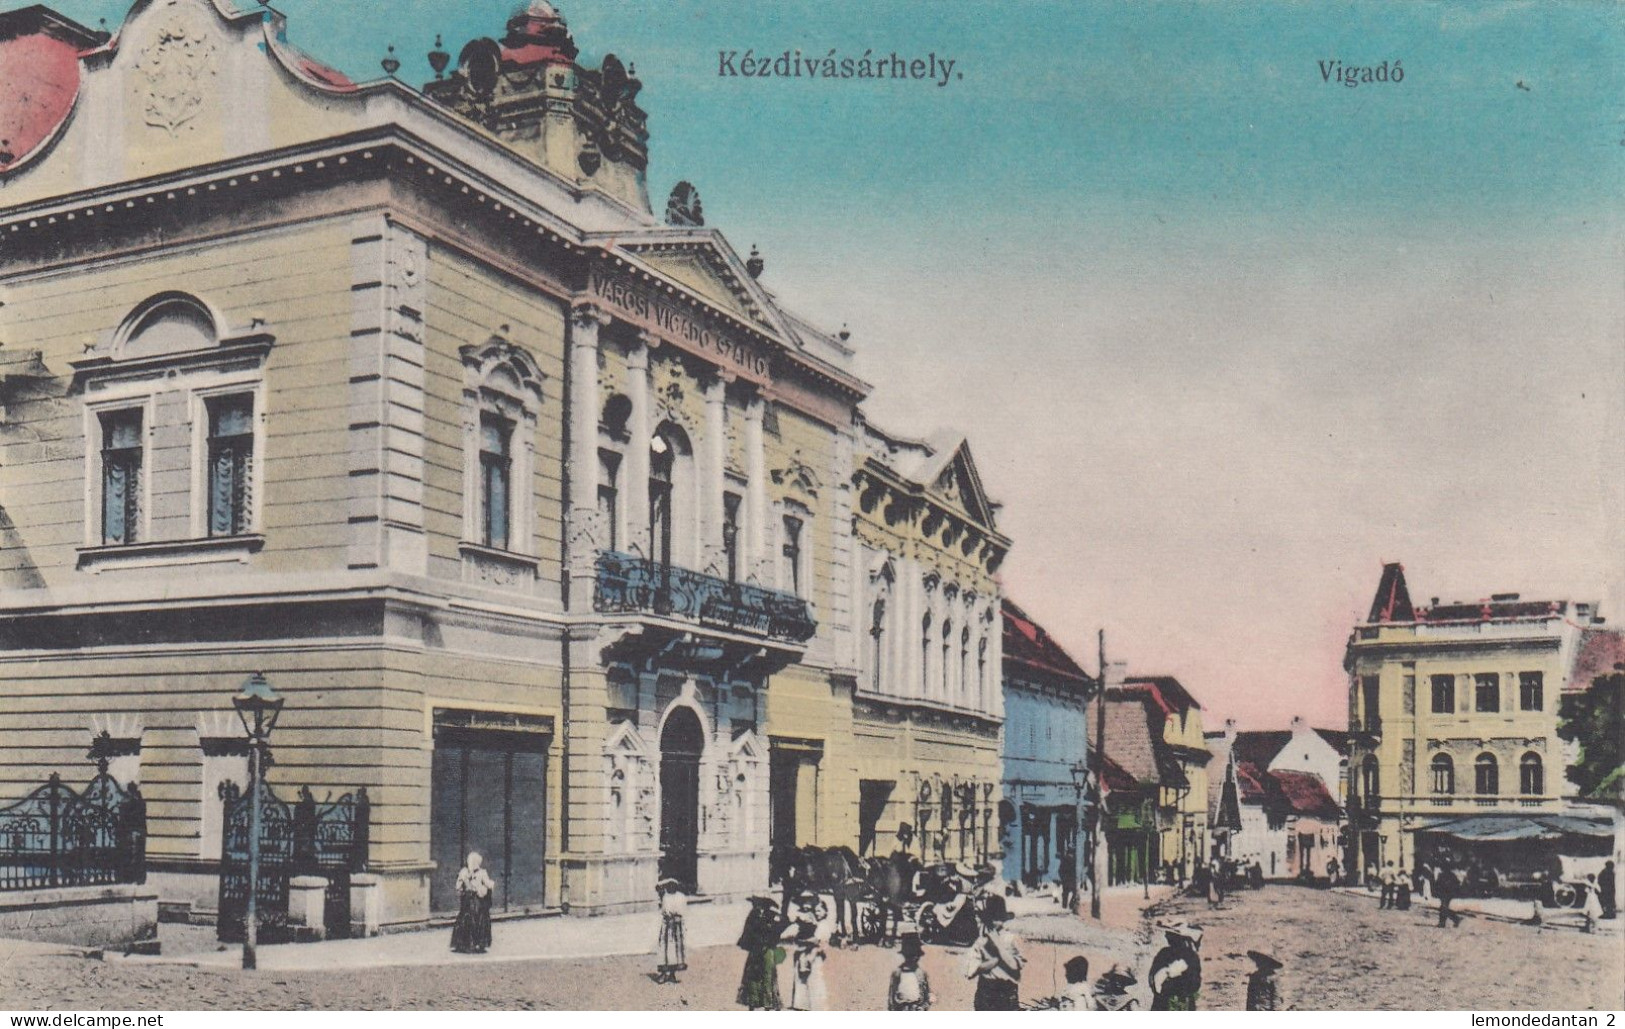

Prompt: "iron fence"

[0,765,146,891]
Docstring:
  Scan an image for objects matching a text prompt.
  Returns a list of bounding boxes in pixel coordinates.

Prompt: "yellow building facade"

[1344,564,1608,873]
[0,0,971,928]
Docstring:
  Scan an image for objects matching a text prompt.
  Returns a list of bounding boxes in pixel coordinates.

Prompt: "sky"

[28,0,1625,730]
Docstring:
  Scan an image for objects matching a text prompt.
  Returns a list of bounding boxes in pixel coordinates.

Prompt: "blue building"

[999,600,1097,889]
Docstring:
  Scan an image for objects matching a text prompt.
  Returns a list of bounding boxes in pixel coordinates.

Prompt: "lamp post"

[233,672,284,972]
[1069,760,1089,915]
[1090,629,1107,920]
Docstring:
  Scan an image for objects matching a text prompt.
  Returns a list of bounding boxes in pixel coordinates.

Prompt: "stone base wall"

[0,885,158,949]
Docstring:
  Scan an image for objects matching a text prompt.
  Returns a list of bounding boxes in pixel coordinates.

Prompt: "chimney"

[1104,661,1128,691]
[1290,715,1305,733]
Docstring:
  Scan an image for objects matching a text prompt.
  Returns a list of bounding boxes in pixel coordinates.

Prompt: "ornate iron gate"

[217,780,368,943]
[0,764,146,891]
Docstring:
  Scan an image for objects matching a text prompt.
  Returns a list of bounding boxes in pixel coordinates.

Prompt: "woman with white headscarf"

[451,851,494,954]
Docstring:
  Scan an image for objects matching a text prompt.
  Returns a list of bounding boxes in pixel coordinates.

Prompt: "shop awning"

[1406,813,1615,842]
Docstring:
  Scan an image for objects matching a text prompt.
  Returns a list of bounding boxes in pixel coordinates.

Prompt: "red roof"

[1569,628,1625,693]
[1121,675,1202,713]
[1002,599,1093,691]
[1268,769,1341,820]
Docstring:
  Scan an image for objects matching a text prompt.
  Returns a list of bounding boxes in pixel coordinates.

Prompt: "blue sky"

[23,0,1625,727]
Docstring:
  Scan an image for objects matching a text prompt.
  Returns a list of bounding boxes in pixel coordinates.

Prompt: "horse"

[781,846,864,943]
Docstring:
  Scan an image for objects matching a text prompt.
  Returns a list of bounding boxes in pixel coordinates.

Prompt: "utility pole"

[1090,628,1107,920]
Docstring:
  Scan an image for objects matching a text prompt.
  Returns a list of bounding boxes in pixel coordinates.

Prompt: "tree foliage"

[1557,669,1624,798]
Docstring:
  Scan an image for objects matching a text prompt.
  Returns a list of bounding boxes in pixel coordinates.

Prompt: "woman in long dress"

[451,851,494,954]
[736,896,789,1009]
[787,921,828,1010]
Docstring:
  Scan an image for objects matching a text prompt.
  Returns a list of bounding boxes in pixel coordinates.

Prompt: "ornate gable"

[928,440,997,530]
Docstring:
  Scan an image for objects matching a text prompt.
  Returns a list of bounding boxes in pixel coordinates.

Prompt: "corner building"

[0,0,913,925]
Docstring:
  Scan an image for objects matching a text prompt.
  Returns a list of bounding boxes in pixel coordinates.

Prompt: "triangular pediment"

[609,230,792,342]
[926,439,997,530]
[605,719,649,757]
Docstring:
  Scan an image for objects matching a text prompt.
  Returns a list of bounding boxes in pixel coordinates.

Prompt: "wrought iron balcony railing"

[594,551,817,644]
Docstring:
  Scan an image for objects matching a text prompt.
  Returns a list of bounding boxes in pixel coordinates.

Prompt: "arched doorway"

[659,707,704,891]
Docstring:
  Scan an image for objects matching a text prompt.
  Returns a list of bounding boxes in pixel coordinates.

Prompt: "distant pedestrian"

[1582,875,1602,934]
[1365,862,1378,891]
[1248,861,1264,890]
[1326,857,1339,885]
[1599,861,1617,919]
[1379,861,1396,909]
[888,934,933,1011]
[1060,841,1079,913]
[737,895,790,1010]
[655,878,688,984]
[965,894,1024,1011]
[1245,950,1283,1011]
[1207,858,1224,907]
[450,851,493,954]
[1435,865,1464,928]
[788,921,828,1010]
[1395,867,1412,911]
[1149,922,1203,1010]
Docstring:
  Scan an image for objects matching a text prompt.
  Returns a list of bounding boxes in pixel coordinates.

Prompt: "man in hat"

[1245,950,1283,1011]
[965,894,1024,1010]
[1148,922,1203,1010]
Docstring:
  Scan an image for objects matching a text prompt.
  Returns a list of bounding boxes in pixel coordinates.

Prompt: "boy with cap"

[888,934,933,1010]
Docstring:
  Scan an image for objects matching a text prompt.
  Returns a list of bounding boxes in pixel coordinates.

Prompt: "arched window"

[648,423,694,568]
[650,433,674,567]
[941,619,953,698]
[1474,753,1498,796]
[1519,752,1543,796]
[462,335,544,556]
[1430,753,1454,794]
[977,638,988,708]
[921,613,933,695]
[960,626,971,701]
[1360,755,1379,801]
[871,599,887,693]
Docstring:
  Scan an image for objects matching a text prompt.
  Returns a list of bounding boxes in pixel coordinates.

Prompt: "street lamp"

[233,672,284,971]
[1069,760,1088,914]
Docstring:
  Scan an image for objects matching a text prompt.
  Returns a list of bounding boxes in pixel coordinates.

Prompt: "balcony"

[594,551,816,645]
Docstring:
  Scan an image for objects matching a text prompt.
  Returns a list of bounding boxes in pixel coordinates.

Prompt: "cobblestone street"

[2,886,1619,1010]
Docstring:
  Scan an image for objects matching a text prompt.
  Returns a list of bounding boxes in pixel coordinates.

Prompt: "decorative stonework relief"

[136,6,218,137]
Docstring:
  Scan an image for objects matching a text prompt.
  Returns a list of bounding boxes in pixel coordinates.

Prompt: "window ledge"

[459,542,539,588]
[77,534,265,572]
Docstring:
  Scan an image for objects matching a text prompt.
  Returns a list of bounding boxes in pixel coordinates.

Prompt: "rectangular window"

[1361,675,1379,728]
[1431,674,1455,714]
[597,451,620,552]
[723,491,742,583]
[1402,673,1416,716]
[480,412,512,550]
[99,408,143,545]
[1519,672,1543,712]
[782,515,803,596]
[206,394,254,537]
[1474,672,1500,713]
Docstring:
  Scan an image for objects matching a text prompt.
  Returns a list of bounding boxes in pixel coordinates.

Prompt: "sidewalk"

[1331,885,1624,935]
[119,884,1177,975]
[122,898,753,972]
